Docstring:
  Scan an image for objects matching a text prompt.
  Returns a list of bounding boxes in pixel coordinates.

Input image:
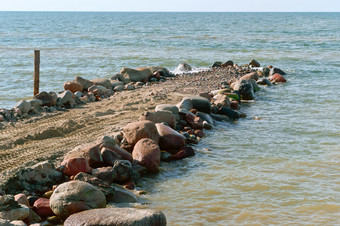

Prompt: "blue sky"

[1,0,339,12]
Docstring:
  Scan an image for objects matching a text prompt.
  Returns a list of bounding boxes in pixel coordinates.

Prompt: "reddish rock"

[14,194,29,207]
[185,113,204,130]
[63,143,103,168]
[269,73,287,83]
[63,81,84,93]
[132,138,161,173]
[33,198,54,218]
[123,120,160,147]
[60,157,91,177]
[239,72,259,81]
[139,111,176,129]
[34,91,57,107]
[230,101,239,110]
[170,147,196,161]
[155,123,186,154]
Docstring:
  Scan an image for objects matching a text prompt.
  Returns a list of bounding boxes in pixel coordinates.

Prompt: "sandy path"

[0,72,226,177]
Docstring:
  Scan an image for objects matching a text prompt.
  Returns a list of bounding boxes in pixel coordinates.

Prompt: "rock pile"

[0,60,287,225]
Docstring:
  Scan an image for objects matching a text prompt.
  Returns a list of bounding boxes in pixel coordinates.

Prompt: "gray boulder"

[50,181,106,220]
[64,207,166,226]
[90,78,113,90]
[120,68,148,82]
[180,96,212,114]
[14,100,31,114]
[257,78,273,86]
[155,104,179,121]
[196,112,215,125]
[57,90,74,105]
[0,195,30,221]
[34,91,57,107]
[74,76,94,90]
[110,73,131,84]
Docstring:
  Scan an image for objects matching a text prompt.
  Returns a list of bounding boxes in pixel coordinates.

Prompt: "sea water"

[1,12,340,224]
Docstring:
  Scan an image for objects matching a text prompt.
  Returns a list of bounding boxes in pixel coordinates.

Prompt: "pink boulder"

[123,120,160,147]
[132,138,160,173]
[60,157,91,177]
[239,72,259,81]
[269,73,286,83]
[63,81,84,93]
[63,143,103,168]
[155,123,186,154]
[33,198,55,218]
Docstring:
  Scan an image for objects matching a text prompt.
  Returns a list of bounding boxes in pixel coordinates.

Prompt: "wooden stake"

[33,50,40,96]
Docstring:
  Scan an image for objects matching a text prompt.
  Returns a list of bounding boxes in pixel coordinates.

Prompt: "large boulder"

[57,90,74,105]
[219,107,240,120]
[74,76,94,90]
[184,113,204,130]
[123,120,160,147]
[136,67,153,77]
[155,104,180,121]
[196,112,215,125]
[60,157,91,177]
[64,207,166,226]
[0,195,30,221]
[139,111,176,129]
[120,68,148,82]
[148,66,173,77]
[257,78,273,86]
[49,181,106,220]
[234,80,255,100]
[90,78,113,90]
[176,98,193,112]
[132,138,160,173]
[33,198,54,218]
[181,96,212,114]
[14,100,31,114]
[213,93,231,108]
[103,145,133,163]
[270,67,286,76]
[63,81,84,93]
[155,123,186,154]
[92,160,132,184]
[34,91,57,107]
[249,59,261,67]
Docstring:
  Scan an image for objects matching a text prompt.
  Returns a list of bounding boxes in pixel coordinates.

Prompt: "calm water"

[1,12,340,224]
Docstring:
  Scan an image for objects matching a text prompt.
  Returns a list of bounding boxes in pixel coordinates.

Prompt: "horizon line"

[0,10,339,13]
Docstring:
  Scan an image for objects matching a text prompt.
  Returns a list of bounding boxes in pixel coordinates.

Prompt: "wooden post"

[33,49,40,96]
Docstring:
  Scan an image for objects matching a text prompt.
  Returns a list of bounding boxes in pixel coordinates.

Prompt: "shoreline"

[0,60,287,225]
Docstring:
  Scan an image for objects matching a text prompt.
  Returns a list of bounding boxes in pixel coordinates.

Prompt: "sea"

[1,12,340,225]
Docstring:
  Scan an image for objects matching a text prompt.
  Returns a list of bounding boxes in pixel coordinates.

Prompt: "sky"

[0,0,339,12]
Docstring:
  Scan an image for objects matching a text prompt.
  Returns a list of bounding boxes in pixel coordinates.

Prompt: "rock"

[110,73,131,84]
[185,113,204,130]
[176,98,193,111]
[257,78,273,86]
[176,62,192,72]
[124,83,135,90]
[74,91,83,98]
[211,113,231,122]
[0,195,30,222]
[57,90,74,105]
[230,101,239,110]
[64,142,103,168]
[262,67,270,77]
[110,184,138,203]
[139,111,176,129]
[219,107,240,120]
[114,85,124,91]
[211,61,222,68]
[132,138,160,173]
[60,157,91,177]
[147,66,173,77]
[90,78,112,89]
[10,220,27,225]
[195,130,205,138]
[249,59,261,67]
[136,67,153,77]
[92,160,132,184]
[271,67,286,76]
[14,100,31,114]
[240,72,259,81]
[110,81,124,88]
[104,145,133,162]
[49,181,106,220]
[33,198,54,218]
[181,96,212,114]
[213,93,231,108]
[269,73,287,83]
[34,91,57,107]
[74,76,94,90]
[170,146,196,161]
[0,115,4,122]
[14,194,29,207]
[63,81,84,93]
[27,196,40,207]
[155,123,186,154]
[199,92,212,102]
[27,99,43,108]
[120,68,148,82]
[155,104,179,121]
[221,60,234,67]
[234,80,255,100]
[73,172,110,188]
[101,148,123,165]
[88,85,109,96]
[64,207,166,226]
[203,121,213,130]
[196,112,215,125]
[123,120,160,147]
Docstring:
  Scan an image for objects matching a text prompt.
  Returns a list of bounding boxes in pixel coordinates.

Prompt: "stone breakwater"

[0,59,287,225]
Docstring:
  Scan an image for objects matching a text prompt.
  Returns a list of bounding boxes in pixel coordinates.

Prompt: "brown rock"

[213,93,231,108]
[63,81,84,93]
[249,59,261,67]
[239,72,259,81]
[136,67,153,77]
[132,138,160,173]
[33,198,54,218]
[170,146,196,161]
[120,68,149,82]
[64,143,103,168]
[34,91,57,107]
[155,123,186,154]
[60,157,91,177]
[90,78,112,90]
[123,120,160,147]
[269,73,287,83]
[74,76,94,90]
[199,92,212,102]
[14,194,29,207]
[185,113,204,130]
[139,111,176,129]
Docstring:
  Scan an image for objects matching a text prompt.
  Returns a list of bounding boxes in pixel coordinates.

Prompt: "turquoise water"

[1,12,340,224]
